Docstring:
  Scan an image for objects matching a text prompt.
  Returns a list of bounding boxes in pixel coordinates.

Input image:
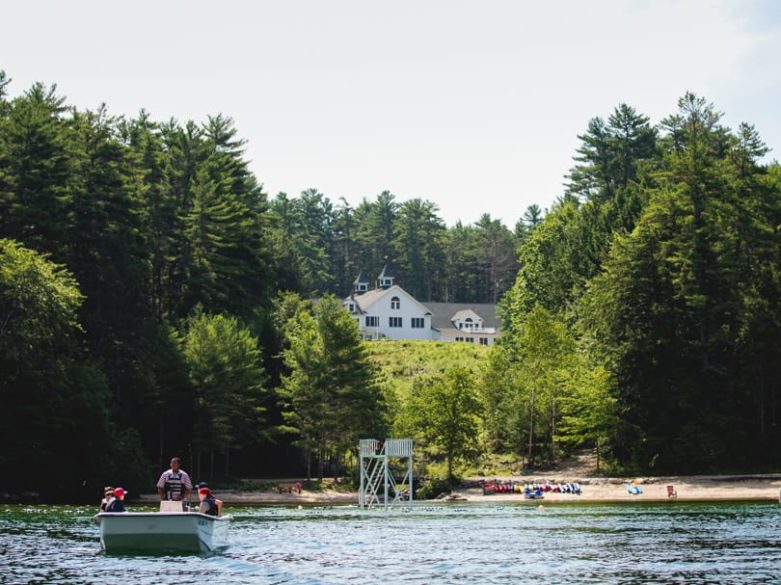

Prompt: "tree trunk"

[306,447,312,483]
[527,385,536,466]
[596,440,601,474]
[317,440,324,482]
[551,400,556,462]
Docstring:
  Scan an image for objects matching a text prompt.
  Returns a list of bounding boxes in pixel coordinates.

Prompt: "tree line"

[2,67,779,499]
[393,97,780,481]
[0,71,533,499]
[482,96,781,474]
[270,189,536,303]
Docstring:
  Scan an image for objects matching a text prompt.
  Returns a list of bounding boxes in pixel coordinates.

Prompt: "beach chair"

[666,485,677,499]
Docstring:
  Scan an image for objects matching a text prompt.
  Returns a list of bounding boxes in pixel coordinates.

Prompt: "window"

[366,316,379,327]
[389,316,402,328]
[479,337,489,345]
[411,317,424,329]
[464,317,473,329]
[390,296,400,310]
[347,303,355,313]
[465,337,474,343]
[455,336,464,342]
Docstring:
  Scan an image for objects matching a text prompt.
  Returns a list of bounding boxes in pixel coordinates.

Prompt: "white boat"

[94,511,231,553]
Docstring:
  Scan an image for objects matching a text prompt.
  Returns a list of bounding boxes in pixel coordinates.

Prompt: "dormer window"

[357,283,367,293]
[390,296,400,310]
[465,317,473,329]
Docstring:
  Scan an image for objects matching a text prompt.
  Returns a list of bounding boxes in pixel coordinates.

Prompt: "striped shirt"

[156,469,193,500]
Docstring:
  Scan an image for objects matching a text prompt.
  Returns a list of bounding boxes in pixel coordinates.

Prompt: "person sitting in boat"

[197,487,222,517]
[156,457,193,506]
[100,486,114,512]
[105,488,127,512]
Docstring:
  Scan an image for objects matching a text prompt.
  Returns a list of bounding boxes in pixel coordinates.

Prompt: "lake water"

[1,502,780,584]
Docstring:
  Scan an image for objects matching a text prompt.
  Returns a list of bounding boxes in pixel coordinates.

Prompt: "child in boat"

[100,486,114,512]
[105,488,127,512]
[197,487,222,517]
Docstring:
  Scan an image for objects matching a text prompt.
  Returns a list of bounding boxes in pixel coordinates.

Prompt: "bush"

[415,477,452,500]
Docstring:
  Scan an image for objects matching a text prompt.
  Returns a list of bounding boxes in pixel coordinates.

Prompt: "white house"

[424,303,500,345]
[344,266,437,341]
[343,264,501,344]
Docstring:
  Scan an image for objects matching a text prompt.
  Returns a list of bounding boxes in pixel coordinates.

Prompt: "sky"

[2,0,779,226]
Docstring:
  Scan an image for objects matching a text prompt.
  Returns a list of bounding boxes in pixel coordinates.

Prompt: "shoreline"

[134,473,781,505]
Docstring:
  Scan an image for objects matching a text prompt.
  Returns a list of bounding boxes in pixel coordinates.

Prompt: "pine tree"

[279,296,386,480]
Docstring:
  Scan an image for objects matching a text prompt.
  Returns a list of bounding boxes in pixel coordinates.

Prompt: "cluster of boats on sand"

[482,480,583,499]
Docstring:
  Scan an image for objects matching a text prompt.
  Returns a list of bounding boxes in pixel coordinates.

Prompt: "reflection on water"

[1,502,780,584]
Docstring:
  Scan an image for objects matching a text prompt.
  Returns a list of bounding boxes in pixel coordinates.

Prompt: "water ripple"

[1,502,780,584]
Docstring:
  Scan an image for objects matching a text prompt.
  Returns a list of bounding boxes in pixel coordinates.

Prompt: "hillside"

[364,340,490,401]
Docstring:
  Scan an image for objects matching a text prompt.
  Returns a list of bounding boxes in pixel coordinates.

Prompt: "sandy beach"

[137,473,781,505]
[454,474,781,504]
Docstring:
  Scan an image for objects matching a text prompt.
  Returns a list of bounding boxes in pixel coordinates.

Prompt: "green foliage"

[580,95,781,472]
[0,239,148,498]
[279,295,387,480]
[3,63,779,496]
[501,93,781,474]
[0,73,277,495]
[398,367,481,482]
[482,306,592,467]
[181,311,269,477]
[268,189,520,303]
[365,339,489,403]
[415,476,452,499]
[556,364,618,472]
[0,238,83,356]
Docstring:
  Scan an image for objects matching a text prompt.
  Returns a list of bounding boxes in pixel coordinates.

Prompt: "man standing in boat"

[156,457,193,507]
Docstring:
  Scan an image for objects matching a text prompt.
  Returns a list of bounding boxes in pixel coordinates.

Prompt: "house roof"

[423,302,501,330]
[347,284,433,316]
[377,262,395,280]
[451,309,482,323]
[353,271,368,285]
[351,288,387,313]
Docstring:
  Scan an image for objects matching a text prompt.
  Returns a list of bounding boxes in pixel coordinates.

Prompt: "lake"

[1,502,780,584]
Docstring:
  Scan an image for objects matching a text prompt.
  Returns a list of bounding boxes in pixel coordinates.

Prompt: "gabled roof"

[348,285,432,316]
[424,302,501,331]
[350,288,386,313]
[451,309,482,323]
[353,271,368,285]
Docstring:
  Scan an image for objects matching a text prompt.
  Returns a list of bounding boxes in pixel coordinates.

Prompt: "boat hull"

[95,512,230,554]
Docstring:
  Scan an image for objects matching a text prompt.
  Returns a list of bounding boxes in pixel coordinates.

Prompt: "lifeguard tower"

[358,438,413,509]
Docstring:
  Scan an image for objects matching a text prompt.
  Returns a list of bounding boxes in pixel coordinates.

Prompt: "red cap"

[113,488,127,497]
[198,487,213,497]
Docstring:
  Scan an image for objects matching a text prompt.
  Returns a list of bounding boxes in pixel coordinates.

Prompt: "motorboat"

[94,509,231,553]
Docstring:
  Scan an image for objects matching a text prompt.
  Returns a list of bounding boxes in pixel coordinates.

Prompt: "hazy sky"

[2,0,779,226]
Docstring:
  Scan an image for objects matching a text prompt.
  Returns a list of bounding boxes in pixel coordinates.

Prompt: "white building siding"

[354,287,436,340]
[343,283,500,343]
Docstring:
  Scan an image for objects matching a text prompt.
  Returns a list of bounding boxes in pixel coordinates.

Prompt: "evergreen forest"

[1,69,779,499]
